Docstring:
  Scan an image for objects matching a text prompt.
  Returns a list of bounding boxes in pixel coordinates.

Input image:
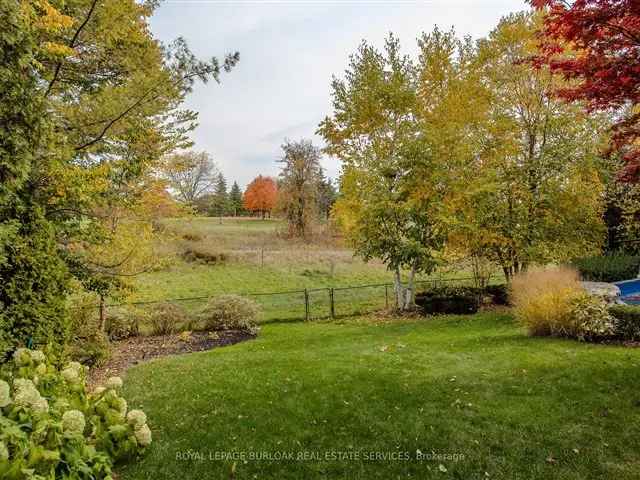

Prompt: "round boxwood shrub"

[200,295,259,334]
[145,302,190,336]
[0,348,151,479]
[609,304,640,341]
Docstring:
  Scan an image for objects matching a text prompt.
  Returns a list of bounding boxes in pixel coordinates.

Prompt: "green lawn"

[119,312,640,479]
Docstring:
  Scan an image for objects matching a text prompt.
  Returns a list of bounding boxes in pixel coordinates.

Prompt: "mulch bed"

[89,330,255,387]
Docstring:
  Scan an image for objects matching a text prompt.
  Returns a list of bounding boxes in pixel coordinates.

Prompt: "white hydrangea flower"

[14,385,42,410]
[0,380,10,408]
[35,363,47,376]
[126,409,147,429]
[62,410,86,436]
[30,350,46,364]
[0,441,8,461]
[31,397,49,414]
[61,367,80,384]
[134,423,152,447]
[13,378,36,393]
[105,377,123,390]
[13,348,31,366]
[66,361,83,372]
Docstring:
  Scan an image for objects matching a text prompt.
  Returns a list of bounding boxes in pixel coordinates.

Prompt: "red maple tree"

[243,175,278,218]
[532,0,640,179]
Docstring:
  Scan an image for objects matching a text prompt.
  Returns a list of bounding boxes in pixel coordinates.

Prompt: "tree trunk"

[394,263,418,311]
[98,295,106,332]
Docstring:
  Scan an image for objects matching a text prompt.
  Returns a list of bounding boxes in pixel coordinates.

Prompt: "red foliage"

[243,175,278,216]
[532,0,640,180]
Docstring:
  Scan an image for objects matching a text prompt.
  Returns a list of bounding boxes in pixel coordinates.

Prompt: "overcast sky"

[151,0,529,188]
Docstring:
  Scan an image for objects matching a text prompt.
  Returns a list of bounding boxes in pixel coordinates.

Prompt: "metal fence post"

[329,288,335,319]
[304,289,309,321]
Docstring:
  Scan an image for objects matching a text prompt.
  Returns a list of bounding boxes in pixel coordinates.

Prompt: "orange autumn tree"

[243,175,278,218]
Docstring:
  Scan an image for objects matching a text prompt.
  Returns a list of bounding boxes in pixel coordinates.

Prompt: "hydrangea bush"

[569,294,617,342]
[0,348,151,479]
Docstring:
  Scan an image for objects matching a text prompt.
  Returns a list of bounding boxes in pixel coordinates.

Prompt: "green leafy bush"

[145,303,190,336]
[104,310,140,341]
[0,216,70,360]
[415,286,481,315]
[484,284,510,306]
[571,254,640,282]
[609,304,640,340]
[200,295,259,333]
[66,301,110,367]
[0,348,150,479]
[569,294,617,341]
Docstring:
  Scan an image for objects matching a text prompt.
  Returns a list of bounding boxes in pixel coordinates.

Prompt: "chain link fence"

[84,277,483,327]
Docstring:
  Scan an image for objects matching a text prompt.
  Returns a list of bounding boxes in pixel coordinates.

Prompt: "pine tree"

[229,181,244,216]
[0,1,70,356]
[211,173,228,216]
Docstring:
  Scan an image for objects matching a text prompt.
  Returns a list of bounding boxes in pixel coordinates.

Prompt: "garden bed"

[89,330,255,387]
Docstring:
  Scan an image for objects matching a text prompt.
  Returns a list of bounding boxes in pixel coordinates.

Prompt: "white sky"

[151,0,529,188]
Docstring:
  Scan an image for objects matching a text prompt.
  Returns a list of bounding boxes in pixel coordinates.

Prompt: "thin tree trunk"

[394,268,404,310]
[394,264,418,311]
[98,295,106,332]
[502,266,512,283]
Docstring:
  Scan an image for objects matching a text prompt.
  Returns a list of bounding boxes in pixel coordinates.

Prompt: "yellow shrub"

[510,267,584,337]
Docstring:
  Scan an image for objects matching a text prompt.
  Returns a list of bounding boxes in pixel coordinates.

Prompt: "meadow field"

[134,217,394,300]
[122,217,490,323]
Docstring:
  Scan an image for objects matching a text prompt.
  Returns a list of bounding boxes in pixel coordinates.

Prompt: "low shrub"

[0,349,150,479]
[571,253,640,282]
[145,303,190,336]
[484,284,510,306]
[569,294,617,341]
[511,267,584,337]
[415,286,481,315]
[104,310,140,341]
[181,244,228,264]
[66,331,111,368]
[200,295,259,334]
[609,304,640,340]
[67,301,110,366]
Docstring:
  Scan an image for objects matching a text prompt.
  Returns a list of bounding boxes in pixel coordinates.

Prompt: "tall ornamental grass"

[510,267,585,337]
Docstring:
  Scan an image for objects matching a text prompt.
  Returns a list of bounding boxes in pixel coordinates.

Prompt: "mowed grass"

[119,312,640,479]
